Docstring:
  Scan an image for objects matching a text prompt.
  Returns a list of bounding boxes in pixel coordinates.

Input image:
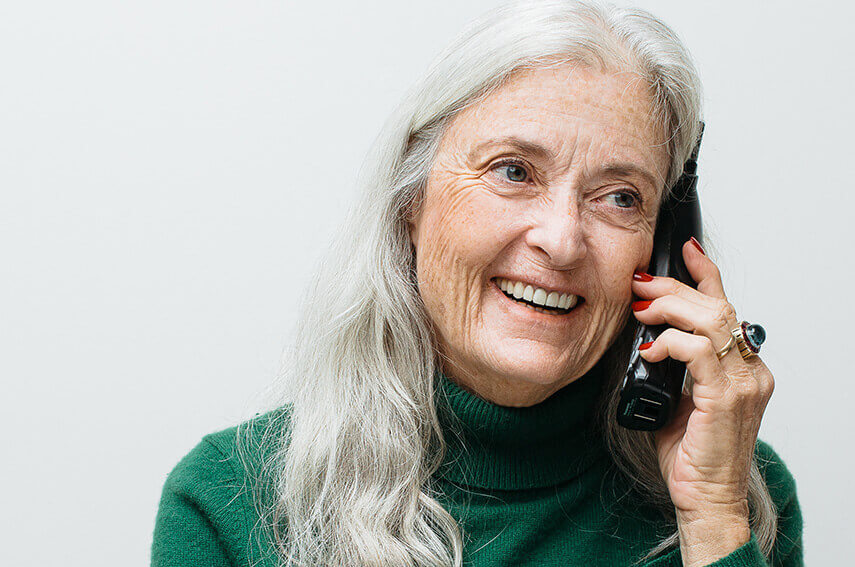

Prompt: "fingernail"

[633,271,654,282]
[632,300,652,312]
[639,341,654,350]
[690,236,705,256]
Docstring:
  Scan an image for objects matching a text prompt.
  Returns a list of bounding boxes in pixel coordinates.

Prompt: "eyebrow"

[599,162,662,191]
[468,136,661,190]
[467,137,557,163]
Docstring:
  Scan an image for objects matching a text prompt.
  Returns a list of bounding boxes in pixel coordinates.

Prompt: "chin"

[486,344,577,387]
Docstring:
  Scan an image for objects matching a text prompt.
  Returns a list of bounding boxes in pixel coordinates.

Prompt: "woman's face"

[408,63,670,406]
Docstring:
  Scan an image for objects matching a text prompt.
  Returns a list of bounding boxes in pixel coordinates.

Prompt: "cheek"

[413,186,521,327]
[414,193,482,309]
[417,186,514,274]
[589,230,654,303]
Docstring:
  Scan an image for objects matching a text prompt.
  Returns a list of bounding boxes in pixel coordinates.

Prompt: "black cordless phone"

[616,122,705,431]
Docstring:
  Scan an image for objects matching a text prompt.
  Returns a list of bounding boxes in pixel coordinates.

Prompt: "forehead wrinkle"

[444,65,668,188]
[471,98,657,156]
[620,73,669,155]
[467,136,557,164]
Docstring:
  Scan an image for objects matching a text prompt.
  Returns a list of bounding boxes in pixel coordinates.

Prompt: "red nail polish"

[633,271,654,282]
[632,300,652,312]
[690,236,706,256]
[639,341,654,350]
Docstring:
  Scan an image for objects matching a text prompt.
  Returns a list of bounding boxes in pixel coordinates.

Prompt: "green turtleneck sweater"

[152,367,803,566]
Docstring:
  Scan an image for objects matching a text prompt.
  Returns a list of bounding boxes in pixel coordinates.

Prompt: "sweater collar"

[434,362,610,490]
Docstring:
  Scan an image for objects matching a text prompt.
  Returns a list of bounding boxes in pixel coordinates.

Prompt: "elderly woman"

[152,1,802,565]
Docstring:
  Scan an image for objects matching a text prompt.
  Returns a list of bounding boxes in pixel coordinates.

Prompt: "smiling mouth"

[491,278,585,316]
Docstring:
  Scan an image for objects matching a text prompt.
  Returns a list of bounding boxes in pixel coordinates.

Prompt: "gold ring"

[731,323,761,360]
[715,335,736,360]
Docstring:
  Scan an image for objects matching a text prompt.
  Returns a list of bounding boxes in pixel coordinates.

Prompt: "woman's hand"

[630,238,775,566]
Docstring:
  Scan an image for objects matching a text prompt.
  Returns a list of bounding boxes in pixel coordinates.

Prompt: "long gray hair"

[240,1,778,565]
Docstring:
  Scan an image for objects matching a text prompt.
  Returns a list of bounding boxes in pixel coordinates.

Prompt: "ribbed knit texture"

[433,362,609,491]
[152,367,803,566]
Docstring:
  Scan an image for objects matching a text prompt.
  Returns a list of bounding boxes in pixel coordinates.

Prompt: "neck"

[433,360,612,490]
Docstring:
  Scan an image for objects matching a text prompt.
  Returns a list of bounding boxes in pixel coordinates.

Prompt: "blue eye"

[493,160,530,183]
[605,190,641,209]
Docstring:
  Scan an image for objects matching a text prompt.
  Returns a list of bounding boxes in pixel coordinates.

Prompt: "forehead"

[442,63,668,181]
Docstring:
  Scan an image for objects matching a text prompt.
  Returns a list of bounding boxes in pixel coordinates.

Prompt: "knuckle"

[740,377,763,400]
[661,327,681,341]
[712,299,737,328]
[708,262,722,280]
[748,361,775,399]
[725,378,759,406]
[761,372,775,399]
[722,381,743,407]
[696,334,715,356]
[667,278,683,295]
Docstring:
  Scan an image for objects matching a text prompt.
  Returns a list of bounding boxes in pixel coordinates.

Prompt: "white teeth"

[522,285,534,301]
[496,278,579,310]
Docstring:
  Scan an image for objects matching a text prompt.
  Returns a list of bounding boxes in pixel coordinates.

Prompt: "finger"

[639,328,725,391]
[632,294,738,341]
[631,270,725,312]
[635,295,748,384]
[682,239,728,300]
[640,329,760,412]
[632,295,744,370]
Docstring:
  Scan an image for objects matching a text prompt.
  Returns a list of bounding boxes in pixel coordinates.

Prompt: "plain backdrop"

[2,0,852,564]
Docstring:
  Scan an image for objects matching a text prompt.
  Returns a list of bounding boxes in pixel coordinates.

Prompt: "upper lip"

[491,275,584,298]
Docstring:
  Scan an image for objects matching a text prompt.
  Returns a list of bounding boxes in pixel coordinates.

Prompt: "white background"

[2,1,851,564]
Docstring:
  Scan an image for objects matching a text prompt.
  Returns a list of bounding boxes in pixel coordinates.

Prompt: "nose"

[524,200,588,269]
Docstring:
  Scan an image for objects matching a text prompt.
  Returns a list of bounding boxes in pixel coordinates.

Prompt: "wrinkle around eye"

[582,207,654,233]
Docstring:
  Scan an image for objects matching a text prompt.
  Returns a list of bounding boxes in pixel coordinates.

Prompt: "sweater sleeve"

[151,437,250,567]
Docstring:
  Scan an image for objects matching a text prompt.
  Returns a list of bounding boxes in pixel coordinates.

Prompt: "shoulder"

[753,437,799,511]
[202,405,293,476]
[166,405,291,492]
[753,438,804,564]
[152,406,292,567]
